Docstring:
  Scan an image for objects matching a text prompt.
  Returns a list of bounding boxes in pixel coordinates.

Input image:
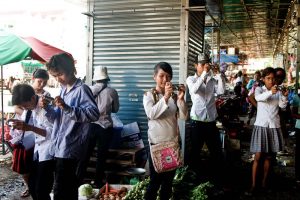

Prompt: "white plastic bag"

[111,113,123,129]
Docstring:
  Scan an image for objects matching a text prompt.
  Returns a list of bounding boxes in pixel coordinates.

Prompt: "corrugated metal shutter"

[92,0,182,141]
[187,11,205,75]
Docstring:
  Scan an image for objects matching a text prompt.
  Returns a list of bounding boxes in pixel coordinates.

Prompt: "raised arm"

[143,91,168,120]
[60,85,100,122]
[186,72,208,94]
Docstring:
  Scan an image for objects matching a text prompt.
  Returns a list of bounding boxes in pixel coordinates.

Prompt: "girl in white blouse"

[248,67,288,195]
[143,62,187,200]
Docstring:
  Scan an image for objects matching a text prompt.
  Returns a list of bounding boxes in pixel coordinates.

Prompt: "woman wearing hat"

[88,65,119,187]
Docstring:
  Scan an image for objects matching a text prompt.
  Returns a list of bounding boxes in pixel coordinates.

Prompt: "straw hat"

[92,65,110,81]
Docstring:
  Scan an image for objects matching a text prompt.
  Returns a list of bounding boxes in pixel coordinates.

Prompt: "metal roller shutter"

[92,0,182,142]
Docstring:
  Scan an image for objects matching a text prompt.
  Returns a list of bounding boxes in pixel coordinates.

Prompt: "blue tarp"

[214,54,239,64]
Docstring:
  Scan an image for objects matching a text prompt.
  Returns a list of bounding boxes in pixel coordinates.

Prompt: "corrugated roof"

[205,0,294,58]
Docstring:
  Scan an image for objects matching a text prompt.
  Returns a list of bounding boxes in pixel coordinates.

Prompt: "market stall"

[0,30,72,155]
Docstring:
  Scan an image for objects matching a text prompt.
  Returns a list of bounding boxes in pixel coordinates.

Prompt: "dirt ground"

[0,154,32,200]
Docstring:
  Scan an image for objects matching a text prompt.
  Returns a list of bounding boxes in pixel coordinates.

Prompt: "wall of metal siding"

[92,0,182,141]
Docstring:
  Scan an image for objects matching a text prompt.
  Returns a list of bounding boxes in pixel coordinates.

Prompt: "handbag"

[12,110,33,174]
[149,137,183,173]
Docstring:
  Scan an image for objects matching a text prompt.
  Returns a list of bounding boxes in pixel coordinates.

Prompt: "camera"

[172,84,184,91]
[276,85,286,92]
[6,119,15,129]
[44,96,54,105]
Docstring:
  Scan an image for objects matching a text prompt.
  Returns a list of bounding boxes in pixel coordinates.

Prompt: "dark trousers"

[296,129,300,180]
[53,158,79,200]
[145,148,176,200]
[28,159,55,200]
[190,120,224,185]
[79,123,113,187]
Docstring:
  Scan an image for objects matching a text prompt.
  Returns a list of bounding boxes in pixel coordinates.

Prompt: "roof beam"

[240,0,263,56]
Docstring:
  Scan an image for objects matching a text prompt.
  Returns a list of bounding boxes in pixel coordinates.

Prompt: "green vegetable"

[78,184,93,197]
[172,166,197,200]
[124,178,150,200]
[190,182,213,200]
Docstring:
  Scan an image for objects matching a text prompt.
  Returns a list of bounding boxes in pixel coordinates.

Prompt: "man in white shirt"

[186,53,225,185]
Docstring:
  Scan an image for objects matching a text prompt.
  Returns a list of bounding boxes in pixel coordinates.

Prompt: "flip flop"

[20,189,30,198]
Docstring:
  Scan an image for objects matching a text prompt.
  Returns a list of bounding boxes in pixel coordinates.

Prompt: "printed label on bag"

[161,148,177,169]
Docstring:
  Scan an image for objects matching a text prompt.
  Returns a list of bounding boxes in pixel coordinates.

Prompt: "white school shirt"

[143,91,188,144]
[31,105,53,162]
[186,71,225,122]
[9,111,35,150]
[254,86,287,128]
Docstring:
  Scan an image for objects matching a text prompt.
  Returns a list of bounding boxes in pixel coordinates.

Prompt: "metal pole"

[211,25,214,64]
[1,65,5,155]
[217,28,220,64]
[296,3,300,91]
[285,28,289,70]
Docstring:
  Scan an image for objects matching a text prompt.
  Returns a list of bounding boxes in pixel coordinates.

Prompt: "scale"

[126,168,146,185]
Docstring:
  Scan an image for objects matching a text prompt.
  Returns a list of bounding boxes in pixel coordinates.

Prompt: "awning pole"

[1,65,5,155]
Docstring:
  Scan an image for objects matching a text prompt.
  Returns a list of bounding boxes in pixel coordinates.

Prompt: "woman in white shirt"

[143,62,187,200]
[248,67,288,195]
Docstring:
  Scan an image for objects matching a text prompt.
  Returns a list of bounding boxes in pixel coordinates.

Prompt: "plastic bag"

[111,113,123,129]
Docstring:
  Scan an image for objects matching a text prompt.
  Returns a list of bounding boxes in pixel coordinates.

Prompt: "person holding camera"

[42,53,100,200]
[10,84,54,200]
[246,67,288,195]
[6,105,35,198]
[143,62,188,200]
[186,53,225,188]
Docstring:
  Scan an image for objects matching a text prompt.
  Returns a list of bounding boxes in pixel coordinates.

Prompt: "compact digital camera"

[44,96,54,105]
[276,85,287,92]
[172,84,184,91]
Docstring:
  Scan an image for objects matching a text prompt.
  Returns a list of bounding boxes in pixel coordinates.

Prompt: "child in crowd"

[11,84,54,200]
[41,53,100,200]
[32,68,51,97]
[6,105,34,198]
[247,67,288,195]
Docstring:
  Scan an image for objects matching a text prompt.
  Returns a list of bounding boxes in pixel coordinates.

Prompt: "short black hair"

[275,67,286,79]
[154,62,173,79]
[261,67,275,78]
[46,53,76,75]
[33,68,49,80]
[254,70,261,76]
[11,84,35,105]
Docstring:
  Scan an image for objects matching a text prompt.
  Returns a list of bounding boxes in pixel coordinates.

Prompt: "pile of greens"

[124,166,213,200]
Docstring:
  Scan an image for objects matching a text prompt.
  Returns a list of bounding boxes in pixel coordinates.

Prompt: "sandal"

[244,187,255,196]
[20,189,30,198]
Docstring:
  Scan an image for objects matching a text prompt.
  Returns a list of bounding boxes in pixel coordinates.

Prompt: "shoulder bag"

[12,110,34,174]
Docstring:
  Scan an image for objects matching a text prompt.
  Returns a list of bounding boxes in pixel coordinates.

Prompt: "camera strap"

[20,110,32,144]
[93,85,107,99]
